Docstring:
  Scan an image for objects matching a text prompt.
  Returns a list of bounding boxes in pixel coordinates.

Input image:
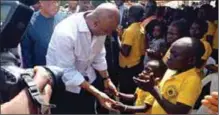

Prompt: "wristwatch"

[21,69,56,114]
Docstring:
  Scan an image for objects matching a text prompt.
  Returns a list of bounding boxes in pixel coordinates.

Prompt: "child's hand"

[133,72,156,92]
[111,101,126,112]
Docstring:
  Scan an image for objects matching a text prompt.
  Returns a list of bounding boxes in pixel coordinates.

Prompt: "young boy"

[118,4,145,107]
[112,60,167,113]
[133,37,205,114]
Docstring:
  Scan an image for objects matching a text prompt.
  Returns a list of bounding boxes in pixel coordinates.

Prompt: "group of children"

[108,1,218,114]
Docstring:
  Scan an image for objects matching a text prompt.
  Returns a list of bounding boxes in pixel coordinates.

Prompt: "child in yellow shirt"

[133,37,205,114]
[112,60,167,113]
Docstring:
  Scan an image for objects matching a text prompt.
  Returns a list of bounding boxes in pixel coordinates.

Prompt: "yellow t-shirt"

[135,88,154,114]
[119,22,145,68]
[213,28,218,49]
[146,68,202,114]
[200,39,212,60]
[202,21,217,41]
[135,88,152,106]
[162,48,170,64]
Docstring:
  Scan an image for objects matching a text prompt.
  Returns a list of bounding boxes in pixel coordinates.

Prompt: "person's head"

[114,0,125,7]
[128,4,144,23]
[78,0,94,12]
[166,37,205,71]
[144,0,157,18]
[190,19,208,40]
[151,20,166,38]
[86,3,120,36]
[198,4,213,21]
[39,0,59,18]
[68,1,78,10]
[143,60,167,80]
[32,2,41,11]
[166,19,189,46]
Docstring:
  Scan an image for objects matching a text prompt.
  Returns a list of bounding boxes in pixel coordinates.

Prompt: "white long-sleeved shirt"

[46,12,107,94]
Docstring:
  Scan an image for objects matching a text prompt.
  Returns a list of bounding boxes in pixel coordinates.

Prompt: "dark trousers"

[119,63,144,105]
[211,49,218,64]
[51,76,102,114]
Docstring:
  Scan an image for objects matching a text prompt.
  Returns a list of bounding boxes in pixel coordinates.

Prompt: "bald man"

[46,3,120,114]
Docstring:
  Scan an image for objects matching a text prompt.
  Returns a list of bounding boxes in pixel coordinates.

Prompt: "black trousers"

[211,49,218,64]
[119,63,144,105]
[51,76,102,114]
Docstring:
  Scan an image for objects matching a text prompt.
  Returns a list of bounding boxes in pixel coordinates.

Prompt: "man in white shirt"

[46,3,120,114]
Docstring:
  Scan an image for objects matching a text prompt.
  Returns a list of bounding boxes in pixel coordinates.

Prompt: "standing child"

[118,4,145,109]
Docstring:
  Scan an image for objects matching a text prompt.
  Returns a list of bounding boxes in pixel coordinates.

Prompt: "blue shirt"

[21,11,67,68]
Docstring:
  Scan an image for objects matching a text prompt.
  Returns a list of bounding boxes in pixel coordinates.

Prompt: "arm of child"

[112,101,151,113]
[118,92,137,102]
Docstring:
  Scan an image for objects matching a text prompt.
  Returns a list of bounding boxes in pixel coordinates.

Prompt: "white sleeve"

[46,28,85,92]
[92,46,107,71]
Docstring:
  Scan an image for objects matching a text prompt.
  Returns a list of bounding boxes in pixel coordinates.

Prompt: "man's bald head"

[86,3,119,36]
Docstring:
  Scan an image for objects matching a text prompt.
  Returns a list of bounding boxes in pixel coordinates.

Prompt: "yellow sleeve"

[135,88,150,106]
[177,76,202,107]
[121,29,135,46]
[140,33,146,55]
[144,93,155,105]
[162,48,170,63]
[207,21,217,36]
[213,28,218,49]
[201,40,213,60]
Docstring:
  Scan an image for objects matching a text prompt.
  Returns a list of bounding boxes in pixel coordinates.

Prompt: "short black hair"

[145,19,166,37]
[129,4,144,22]
[192,19,208,38]
[147,59,167,77]
[170,19,189,37]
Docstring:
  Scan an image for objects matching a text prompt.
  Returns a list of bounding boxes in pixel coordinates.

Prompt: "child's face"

[167,25,180,45]
[190,23,202,39]
[140,62,163,80]
[152,25,161,38]
[166,43,190,70]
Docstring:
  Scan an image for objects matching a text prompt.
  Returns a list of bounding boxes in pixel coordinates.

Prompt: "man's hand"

[133,72,156,92]
[201,92,218,114]
[104,78,118,96]
[97,91,117,111]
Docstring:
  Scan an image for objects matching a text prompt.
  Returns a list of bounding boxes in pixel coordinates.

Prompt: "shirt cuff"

[92,60,107,71]
[62,69,85,93]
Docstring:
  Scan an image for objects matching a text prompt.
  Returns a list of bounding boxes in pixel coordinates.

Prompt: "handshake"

[106,69,161,113]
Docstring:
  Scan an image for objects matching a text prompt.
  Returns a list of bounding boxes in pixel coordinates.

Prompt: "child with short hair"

[112,60,167,113]
[145,20,167,61]
[133,37,205,114]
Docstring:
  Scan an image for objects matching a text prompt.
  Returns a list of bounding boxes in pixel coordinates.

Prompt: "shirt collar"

[78,11,91,33]
[169,68,198,79]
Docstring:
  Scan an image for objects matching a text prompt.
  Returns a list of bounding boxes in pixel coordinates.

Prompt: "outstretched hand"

[133,71,156,92]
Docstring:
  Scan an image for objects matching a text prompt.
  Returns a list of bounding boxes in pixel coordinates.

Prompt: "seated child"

[133,37,205,114]
[112,60,167,113]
